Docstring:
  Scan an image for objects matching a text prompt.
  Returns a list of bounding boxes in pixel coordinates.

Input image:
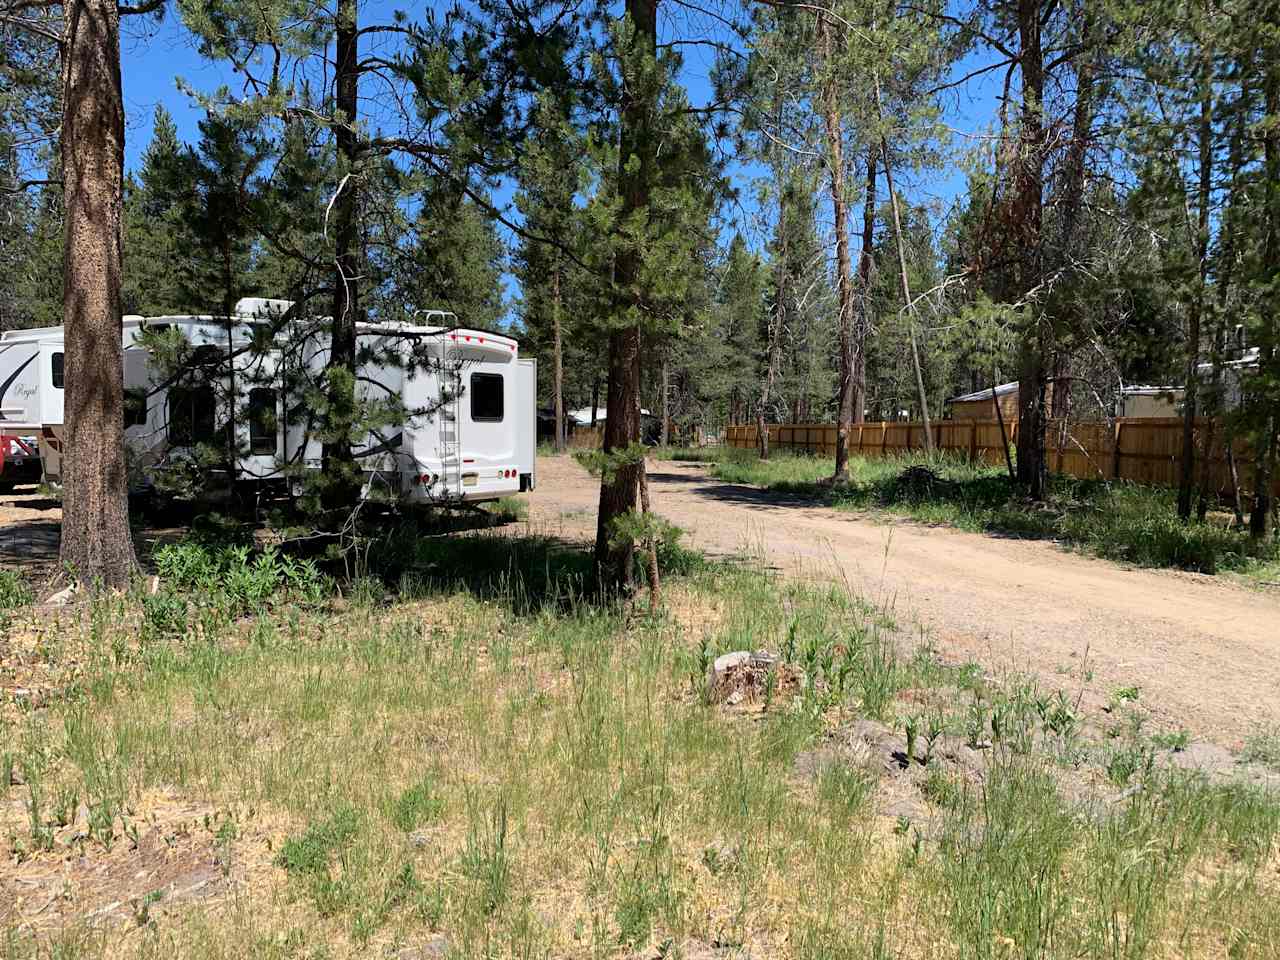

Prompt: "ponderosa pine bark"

[552,261,566,452]
[660,353,669,446]
[59,0,138,587]
[1179,41,1213,521]
[756,88,787,462]
[594,0,656,589]
[1250,56,1280,537]
[1199,71,1250,521]
[819,12,857,483]
[1011,0,1048,498]
[323,0,362,512]
[854,145,876,427]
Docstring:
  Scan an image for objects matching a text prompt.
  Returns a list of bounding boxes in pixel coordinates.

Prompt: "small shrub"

[1151,729,1190,752]
[277,806,360,877]
[818,762,874,817]
[1104,743,1155,786]
[390,777,444,832]
[483,496,528,523]
[154,541,328,612]
[275,807,361,917]
[141,588,189,639]
[920,765,964,810]
[462,801,511,917]
[0,569,34,610]
[1241,726,1280,770]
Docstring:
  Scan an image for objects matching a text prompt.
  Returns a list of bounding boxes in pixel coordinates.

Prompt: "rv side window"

[471,372,503,422]
[168,385,216,446]
[51,352,64,388]
[248,388,278,455]
[124,388,147,428]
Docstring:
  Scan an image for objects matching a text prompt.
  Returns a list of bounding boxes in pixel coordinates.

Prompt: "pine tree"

[514,94,588,451]
[590,1,723,587]
[122,106,193,315]
[59,0,138,586]
[683,234,765,428]
[403,182,506,328]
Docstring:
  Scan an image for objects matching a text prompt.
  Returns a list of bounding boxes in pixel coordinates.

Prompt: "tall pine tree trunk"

[1200,72,1250,521]
[1012,0,1047,498]
[854,146,876,427]
[552,261,566,453]
[1179,45,1213,521]
[820,13,857,482]
[1250,58,1280,537]
[757,86,787,462]
[594,0,656,589]
[323,0,361,512]
[59,0,137,587]
[660,354,669,446]
[758,223,784,461]
[880,135,932,450]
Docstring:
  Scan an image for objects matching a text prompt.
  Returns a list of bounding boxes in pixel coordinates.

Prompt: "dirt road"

[529,455,1280,745]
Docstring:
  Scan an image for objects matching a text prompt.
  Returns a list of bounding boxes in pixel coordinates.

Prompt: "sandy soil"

[528,455,1280,747]
[0,486,60,583]
[5,462,1279,746]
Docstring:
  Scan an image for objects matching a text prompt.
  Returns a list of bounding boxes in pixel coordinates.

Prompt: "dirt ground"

[0,487,60,581]
[527,455,1280,748]
[5,460,1280,748]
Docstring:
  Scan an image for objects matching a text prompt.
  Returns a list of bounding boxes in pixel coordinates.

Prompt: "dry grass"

[1,538,1278,959]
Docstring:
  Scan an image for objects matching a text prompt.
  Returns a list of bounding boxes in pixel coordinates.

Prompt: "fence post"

[969,422,978,463]
[1112,421,1123,480]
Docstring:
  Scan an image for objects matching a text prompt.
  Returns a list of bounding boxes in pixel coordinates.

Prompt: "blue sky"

[118,2,1002,311]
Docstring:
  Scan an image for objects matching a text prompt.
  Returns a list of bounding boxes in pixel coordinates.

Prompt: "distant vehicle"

[0,436,40,492]
[0,329,59,492]
[0,298,537,504]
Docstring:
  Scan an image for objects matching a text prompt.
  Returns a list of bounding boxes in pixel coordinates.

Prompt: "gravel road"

[528,455,1280,746]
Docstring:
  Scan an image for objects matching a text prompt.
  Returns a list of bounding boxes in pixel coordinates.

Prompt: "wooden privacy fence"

[724,418,1280,497]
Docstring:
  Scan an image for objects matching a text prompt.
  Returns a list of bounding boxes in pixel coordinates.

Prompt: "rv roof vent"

[123,314,144,323]
[235,297,294,318]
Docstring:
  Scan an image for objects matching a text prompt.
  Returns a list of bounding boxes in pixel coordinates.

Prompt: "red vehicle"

[0,435,41,492]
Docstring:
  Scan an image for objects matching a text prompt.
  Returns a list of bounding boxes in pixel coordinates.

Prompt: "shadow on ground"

[646,471,822,510]
[400,529,599,615]
[0,518,59,565]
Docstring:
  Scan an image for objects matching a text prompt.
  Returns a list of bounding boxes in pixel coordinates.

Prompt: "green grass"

[1241,726,1280,771]
[705,451,1280,575]
[481,496,529,524]
[645,444,739,462]
[0,569,34,610]
[2,536,1278,958]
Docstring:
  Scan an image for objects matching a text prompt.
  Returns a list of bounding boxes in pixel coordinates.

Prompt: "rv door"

[517,358,536,491]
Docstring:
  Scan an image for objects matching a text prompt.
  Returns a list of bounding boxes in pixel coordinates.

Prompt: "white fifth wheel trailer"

[0,329,60,490]
[4,299,537,503]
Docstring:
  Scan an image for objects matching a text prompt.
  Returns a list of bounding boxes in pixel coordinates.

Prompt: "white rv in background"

[0,329,61,490]
[0,299,537,504]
